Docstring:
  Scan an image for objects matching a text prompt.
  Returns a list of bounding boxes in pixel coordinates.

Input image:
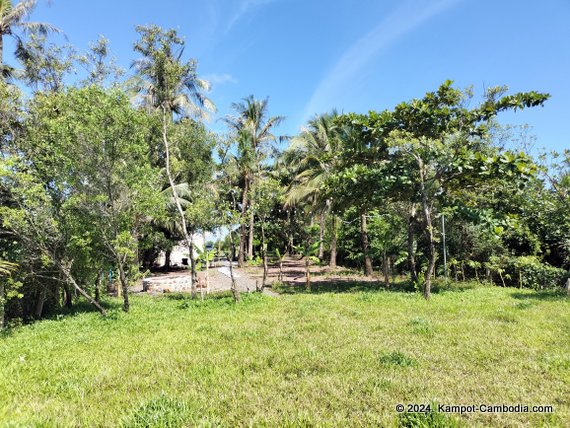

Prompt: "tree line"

[0,1,568,328]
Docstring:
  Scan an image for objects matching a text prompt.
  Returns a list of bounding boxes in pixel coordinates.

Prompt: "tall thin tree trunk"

[0,35,4,79]
[203,231,210,295]
[189,232,197,299]
[318,211,325,260]
[238,177,249,267]
[35,287,46,319]
[407,203,418,284]
[417,158,436,299]
[248,204,254,260]
[161,108,196,293]
[228,227,241,303]
[0,280,5,330]
[117,261,129,312]
[360,211,373,276]
[95,269,102,303]
[261,221,268,291]
[287,208,294,254]
[116,272,122,298]
[383,250,390,288]
[329,214,337,268]
[305,255,311,291]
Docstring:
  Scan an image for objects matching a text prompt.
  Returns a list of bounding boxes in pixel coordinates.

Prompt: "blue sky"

[13,0,570,152]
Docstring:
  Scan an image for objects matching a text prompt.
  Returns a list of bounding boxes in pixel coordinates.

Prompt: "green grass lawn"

[0,284,569,427]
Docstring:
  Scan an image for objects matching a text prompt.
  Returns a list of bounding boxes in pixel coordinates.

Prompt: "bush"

[505,256,568,289]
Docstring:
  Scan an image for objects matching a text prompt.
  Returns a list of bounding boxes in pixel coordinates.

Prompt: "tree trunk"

[204,231,210,295]
[189,232,197,299]
[261,221,268,291]
[228,227,241,303]
[63,283,73,308]
[318,211,325,260]
[565,277,570,296]
[117,261,129,312]
[248,204,254,260]
[287,208,294,254]
[35,287,46,319]
[407,203,418,283]
[95,269,102,303]
[238,177,249,267]
[0,280,5,330]
[60,261,107,316]
[418,158,436,300]
[383,251,390,288]
[0,35,4,80]
[360,211,373,276]
[116,273,122,298]
[329,214,337,268]
[161,108,196,293]
[305,255,311,291]
[164,249,171,269]
[498,270,506,287]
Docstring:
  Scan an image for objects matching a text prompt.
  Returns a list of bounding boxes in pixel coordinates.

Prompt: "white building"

[156,234,205,267]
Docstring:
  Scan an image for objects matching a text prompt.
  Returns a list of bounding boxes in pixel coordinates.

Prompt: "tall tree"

[15,32,75,92]
[285,111,340,266]
[132,24,214,297]
[0,0,56,78]
[79,35,123,86]
[223,95,284,266]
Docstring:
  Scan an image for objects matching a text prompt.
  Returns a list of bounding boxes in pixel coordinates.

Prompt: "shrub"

[506,256,568,289]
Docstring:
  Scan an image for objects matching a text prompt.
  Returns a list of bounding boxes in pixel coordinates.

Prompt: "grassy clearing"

[0,283,569,427]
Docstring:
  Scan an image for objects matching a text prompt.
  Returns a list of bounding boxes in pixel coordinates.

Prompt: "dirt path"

[134,263,266,296]
[134,257,378,296]
[242,257,380,286]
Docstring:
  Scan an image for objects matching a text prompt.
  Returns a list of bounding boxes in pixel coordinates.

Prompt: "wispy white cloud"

[205,73,238,86]
[225,0,276,34]
[302,0,462,119]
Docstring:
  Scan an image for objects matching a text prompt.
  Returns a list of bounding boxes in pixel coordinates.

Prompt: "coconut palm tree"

[131,24,214,120]
[132,25,215,297]
[223,95,284,266]
[284,111,340,266]
[0,0,57,79]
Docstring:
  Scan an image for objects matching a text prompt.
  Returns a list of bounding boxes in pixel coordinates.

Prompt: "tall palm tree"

[284,111,340,266]
[223,95,284,266]
[131,25,214,120]
[132,25,215,297]
[0,0,56,78]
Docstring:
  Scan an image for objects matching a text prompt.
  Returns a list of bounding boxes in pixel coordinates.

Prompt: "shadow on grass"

[163,291,265,310]
[273,277,483,296]
[511,289,569,301]
[163,291,234,302]
[273,278,413,295]
[52,298,123,318]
